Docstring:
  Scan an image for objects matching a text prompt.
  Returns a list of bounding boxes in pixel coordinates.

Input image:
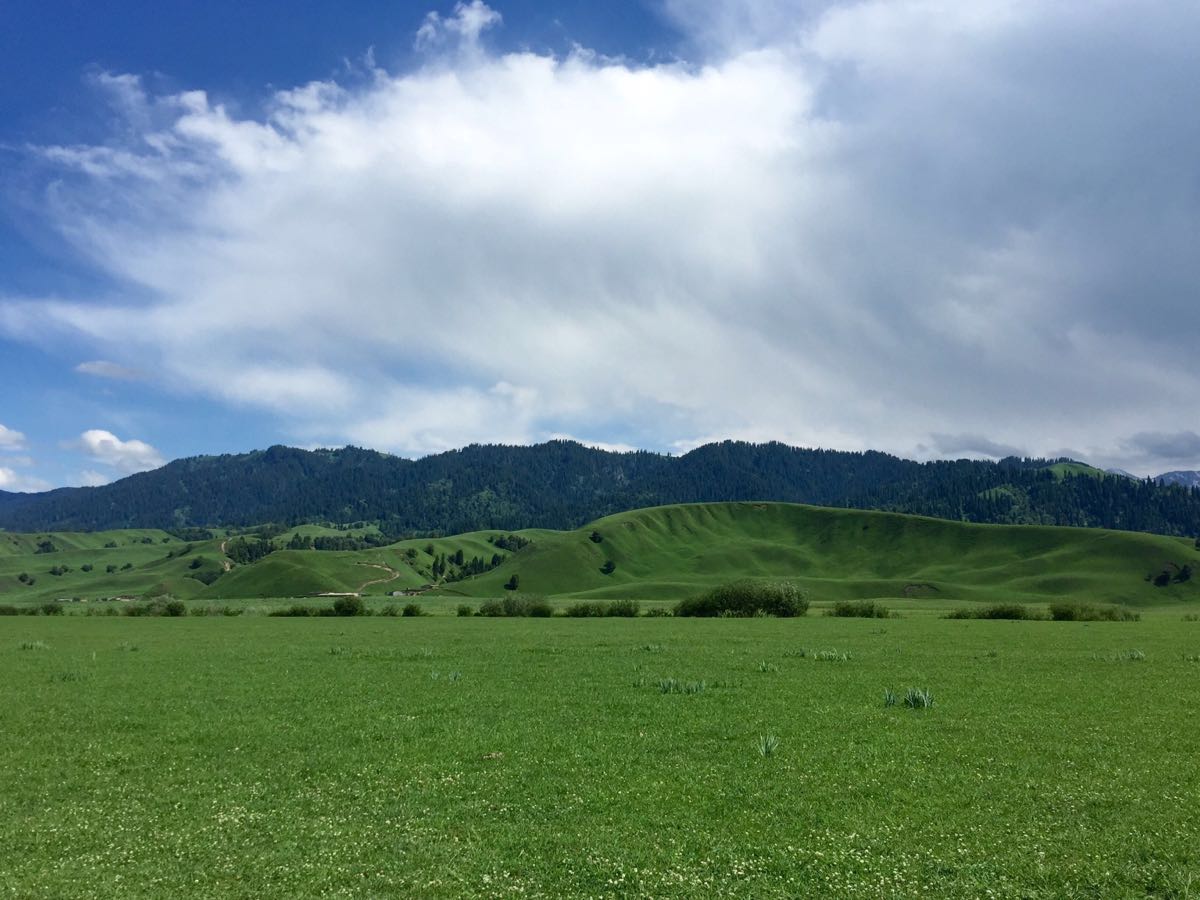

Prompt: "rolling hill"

[3,502,1196,609]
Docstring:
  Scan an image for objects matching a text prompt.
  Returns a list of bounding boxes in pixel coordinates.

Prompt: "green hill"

[431,502,1200,608]
[2,502,1196,609]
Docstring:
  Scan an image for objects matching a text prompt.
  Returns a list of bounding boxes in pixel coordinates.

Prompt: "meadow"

[2,612,1198,897]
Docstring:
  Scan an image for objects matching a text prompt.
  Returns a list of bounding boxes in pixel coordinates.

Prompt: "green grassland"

[2,614,1198,897]
[2,503,1197,612]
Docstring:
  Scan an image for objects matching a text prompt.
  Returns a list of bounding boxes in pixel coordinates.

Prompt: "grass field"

[2,613,1198,897]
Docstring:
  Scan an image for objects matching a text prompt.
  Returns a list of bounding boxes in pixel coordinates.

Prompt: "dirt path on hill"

[218,540,232,571]
[356,563,401,593]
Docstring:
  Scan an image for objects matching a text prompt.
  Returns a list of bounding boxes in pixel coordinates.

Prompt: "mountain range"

[1,441,1199,537]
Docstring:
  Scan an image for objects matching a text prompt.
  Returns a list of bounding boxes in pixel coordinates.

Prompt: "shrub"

[402,603,424,617]
[566,601,605,617]
[332,595,366,617]
[674,580,808,618]
[477,594,553,617]
[589,530,603,543]
[945,604,1039,620]
[456,604,474,617]
[607,599,639,617]
[600,560,616,575]
[1049,602,1140,622]
[504,574,520,591]
[645,607,673,617]
[81,564,93,573]
[0,605,18,616]
[39,602,64,616]
[124,599,185,617]
[828,600,893,618]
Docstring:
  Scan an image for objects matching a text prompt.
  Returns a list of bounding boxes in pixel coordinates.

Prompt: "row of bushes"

[946,602,1140,621]
[565,599,640,617]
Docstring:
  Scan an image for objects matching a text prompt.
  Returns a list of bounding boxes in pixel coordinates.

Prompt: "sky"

[1,0,1199,491]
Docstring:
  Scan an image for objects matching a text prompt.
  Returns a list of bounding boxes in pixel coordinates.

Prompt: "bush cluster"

[945,604,1039,620]
[124,599,187,617]
[827,600,894,618]
[674,580,808,618]
[1049,602,1140,622]
[477,594,553,617]
[565,599,640,617]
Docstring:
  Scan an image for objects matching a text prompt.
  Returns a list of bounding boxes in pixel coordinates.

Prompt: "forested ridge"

[0,440,1198,537]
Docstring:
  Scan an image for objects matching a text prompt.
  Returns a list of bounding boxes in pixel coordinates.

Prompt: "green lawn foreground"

[1,615,1198,898]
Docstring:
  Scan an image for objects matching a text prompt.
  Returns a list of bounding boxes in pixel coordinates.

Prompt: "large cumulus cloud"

[3,0,1199,473]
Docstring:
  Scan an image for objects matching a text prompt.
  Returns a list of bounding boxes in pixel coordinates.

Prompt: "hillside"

[2,503,1196,608]
[429,502,1200,607]
[2,441,1200,538]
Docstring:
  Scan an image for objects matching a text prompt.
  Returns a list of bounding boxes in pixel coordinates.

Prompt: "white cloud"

[75,360,145,381]
[416,1,502,52]
[0,467,50,493]
[2,1,1199,474]
[78,470,113,487]
[0,424,26,451]
[74,429,165,474]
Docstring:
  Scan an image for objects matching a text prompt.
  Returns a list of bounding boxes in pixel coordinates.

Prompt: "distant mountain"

[0,440,1198,536]
[1105,468,1139,479]
[1156,471,1200,489]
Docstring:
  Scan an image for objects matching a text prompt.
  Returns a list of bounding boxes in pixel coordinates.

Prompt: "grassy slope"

[1044,461,1107,480]
[2,503,1196,607]
[435,502,1200,607]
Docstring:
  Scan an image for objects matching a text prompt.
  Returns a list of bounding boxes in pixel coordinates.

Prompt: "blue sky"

[3,0,1200,490]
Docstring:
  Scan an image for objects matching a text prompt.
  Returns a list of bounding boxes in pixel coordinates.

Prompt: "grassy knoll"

[1,614,1198,897]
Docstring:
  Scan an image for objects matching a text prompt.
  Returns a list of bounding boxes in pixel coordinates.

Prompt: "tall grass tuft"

[757,734,780,757]
[674,580,808,618]
[904,687,934,709]
[658,678,706,695]
[19,640,49,651]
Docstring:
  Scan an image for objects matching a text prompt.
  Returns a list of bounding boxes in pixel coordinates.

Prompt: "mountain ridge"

[1,440,1198,536]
